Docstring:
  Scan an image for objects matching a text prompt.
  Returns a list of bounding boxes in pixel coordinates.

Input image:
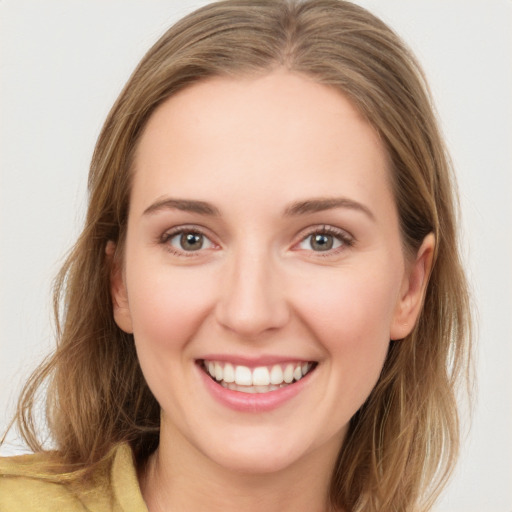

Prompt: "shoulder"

[0,444,147,512]
[0,452,86,511]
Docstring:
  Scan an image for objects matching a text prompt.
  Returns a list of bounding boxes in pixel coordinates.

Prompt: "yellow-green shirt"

[0,444,148,511]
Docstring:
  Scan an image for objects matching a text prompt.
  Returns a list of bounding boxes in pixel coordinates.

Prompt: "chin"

[205,442,308,475]
[192,422,344,476]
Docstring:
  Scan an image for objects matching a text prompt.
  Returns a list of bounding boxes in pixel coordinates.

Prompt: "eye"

[299,233,341,252]
[164,229,215,253]
[297,227,353,253]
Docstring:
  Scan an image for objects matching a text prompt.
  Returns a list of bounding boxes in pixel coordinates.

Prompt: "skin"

[110,70,434,512]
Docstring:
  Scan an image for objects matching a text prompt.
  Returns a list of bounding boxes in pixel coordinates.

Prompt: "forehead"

[131,71,393,217]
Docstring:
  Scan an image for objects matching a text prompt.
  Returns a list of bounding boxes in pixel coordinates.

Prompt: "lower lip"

[197,364,314,413]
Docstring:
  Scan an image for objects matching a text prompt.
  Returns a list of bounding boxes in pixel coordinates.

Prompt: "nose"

[215,246,290,338]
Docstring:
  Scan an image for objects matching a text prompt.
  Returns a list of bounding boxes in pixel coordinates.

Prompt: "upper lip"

[197,354,316,367]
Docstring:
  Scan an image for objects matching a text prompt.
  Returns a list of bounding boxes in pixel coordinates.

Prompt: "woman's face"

[112,71,432,475]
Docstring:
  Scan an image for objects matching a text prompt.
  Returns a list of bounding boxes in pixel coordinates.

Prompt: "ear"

[390,233,435,340]
[106,241,133,334]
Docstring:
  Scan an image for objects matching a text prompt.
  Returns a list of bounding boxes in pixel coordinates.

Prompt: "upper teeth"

[204,361,313,387]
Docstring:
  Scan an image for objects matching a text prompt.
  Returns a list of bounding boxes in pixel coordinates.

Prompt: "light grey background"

[1,1,511,510]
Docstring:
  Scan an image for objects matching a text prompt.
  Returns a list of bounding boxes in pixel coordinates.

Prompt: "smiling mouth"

[199,359,317,394]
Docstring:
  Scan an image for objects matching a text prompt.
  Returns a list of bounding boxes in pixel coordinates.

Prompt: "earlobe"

[390,233,435,340]
[106,241,133,334]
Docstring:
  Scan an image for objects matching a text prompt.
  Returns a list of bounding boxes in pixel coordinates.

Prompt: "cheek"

[293,267,400,394]
[297,267,398,340]
[124,260,220,412]
[125,261,217,356]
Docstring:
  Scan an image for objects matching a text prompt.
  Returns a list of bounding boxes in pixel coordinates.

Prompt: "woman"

[0,1,472,511]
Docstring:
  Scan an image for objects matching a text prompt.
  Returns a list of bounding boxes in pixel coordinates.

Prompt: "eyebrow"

[143,198,220,216]
[142,196,375,221]
[284,197,375,221]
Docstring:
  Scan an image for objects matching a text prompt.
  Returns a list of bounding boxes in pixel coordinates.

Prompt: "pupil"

[312,234,333,251]
[181,232,203,251]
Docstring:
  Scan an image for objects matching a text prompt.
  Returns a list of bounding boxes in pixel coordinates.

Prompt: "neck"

[139,425,342,512]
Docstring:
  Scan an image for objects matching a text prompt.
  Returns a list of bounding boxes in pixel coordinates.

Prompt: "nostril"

[215,300,290,338]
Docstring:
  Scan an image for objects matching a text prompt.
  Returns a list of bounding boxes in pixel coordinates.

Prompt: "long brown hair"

[7,1,472,510]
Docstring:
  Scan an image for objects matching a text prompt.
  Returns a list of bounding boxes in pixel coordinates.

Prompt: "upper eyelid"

[160,224,213,240]
[297,224,354,241]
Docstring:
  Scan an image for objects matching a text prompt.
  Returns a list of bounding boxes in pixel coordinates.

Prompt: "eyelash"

[158,224,354,257]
